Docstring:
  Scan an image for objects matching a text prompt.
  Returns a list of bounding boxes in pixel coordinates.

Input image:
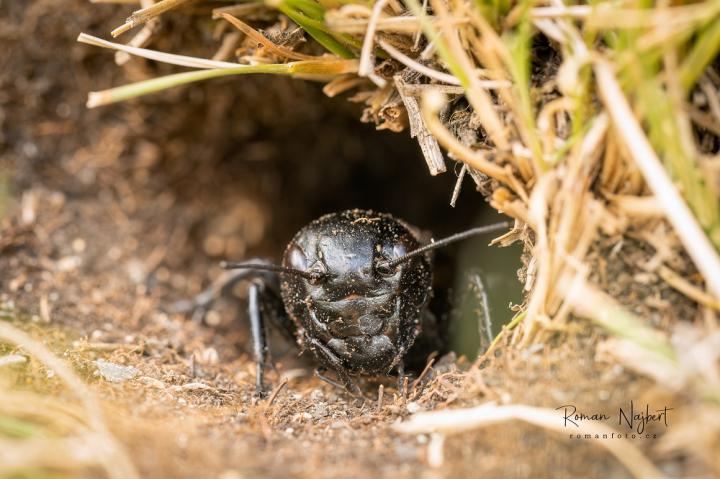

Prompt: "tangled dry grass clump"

[2,0,720,477]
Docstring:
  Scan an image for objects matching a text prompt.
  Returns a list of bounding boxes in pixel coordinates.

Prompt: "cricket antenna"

[220,261,323,281]
[377,221,512,270]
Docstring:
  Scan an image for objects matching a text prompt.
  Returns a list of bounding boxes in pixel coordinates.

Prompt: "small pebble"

[56,256,82,272]
[72,238,86,253]
[0,354,27,367]
[312,403,329,418]
[138,376,166,388]
[94,359,139,383]
[406,402,423,414]
[218,470,245,479]
[310,389,324,401]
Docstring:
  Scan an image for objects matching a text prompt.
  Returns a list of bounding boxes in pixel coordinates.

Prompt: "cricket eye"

[374,258,397,277]
[307,261,328,284]
[286,244,307,271]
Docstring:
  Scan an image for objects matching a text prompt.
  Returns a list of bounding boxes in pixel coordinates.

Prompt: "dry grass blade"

[395,403,667,479]
[112,0,194,37]
[0,321,139,479]
[218,13,320,61]
[358,0,388,86]
[379,40,461,85]
[658,266,720,311]
[78,32,245,69]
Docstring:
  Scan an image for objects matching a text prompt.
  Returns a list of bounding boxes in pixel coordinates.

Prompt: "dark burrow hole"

[155,78,523,359]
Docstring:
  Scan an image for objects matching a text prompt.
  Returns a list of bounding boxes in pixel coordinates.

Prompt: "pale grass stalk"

[529,5,593,19]
[596,339,686,391]
[378,40,460,85]
[413,0,428,49]
[212,3,265,18]
[465,9,512,76]
[521,173,556,343]
[563,273,674,357]
[607,194,665,218]
[532,1,720,28]
[323,75,368,97]
[595,59,720,299]
[536,97,575,155]
[699,79,720,122]
[0,321,139,479]
[664,50,700,171]
[387,0,404,15]
[585,1,720,30]
[600,135,622,192]
[358,0,389,87]
[545,118,608,318]
[687,108,720,137]
[0,436,115,473]
[533,18,565,44]
[635,21,697,55]
[325,15,468,34]
[379,39,512,89]
[553,200,604,322]
[79,33,245,69]
[1,394,89,430]
[86,59,358,107]
[658,266,720,311]
[326,4,373,19]
[395,402,666,479]
[396,83,466,95]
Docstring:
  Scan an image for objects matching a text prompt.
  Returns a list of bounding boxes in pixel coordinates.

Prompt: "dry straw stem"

[218,13,320,61]
[395,77,446,175]
[380,40,460,85]
[115,0,159,66]
[358,0,389,87]
[112,0,194,37]
[658,266,720,311]
[563,273,674,359]
[0,321,139,479]
[395,402,666,479]
[594,59,720,300]
[325,14,468,34]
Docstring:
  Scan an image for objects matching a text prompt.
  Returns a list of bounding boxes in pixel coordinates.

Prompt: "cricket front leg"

[248,280,269,396]
[306,337,362,397]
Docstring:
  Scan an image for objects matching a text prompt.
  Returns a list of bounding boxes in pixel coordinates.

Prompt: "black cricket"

[197,209,510,396]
